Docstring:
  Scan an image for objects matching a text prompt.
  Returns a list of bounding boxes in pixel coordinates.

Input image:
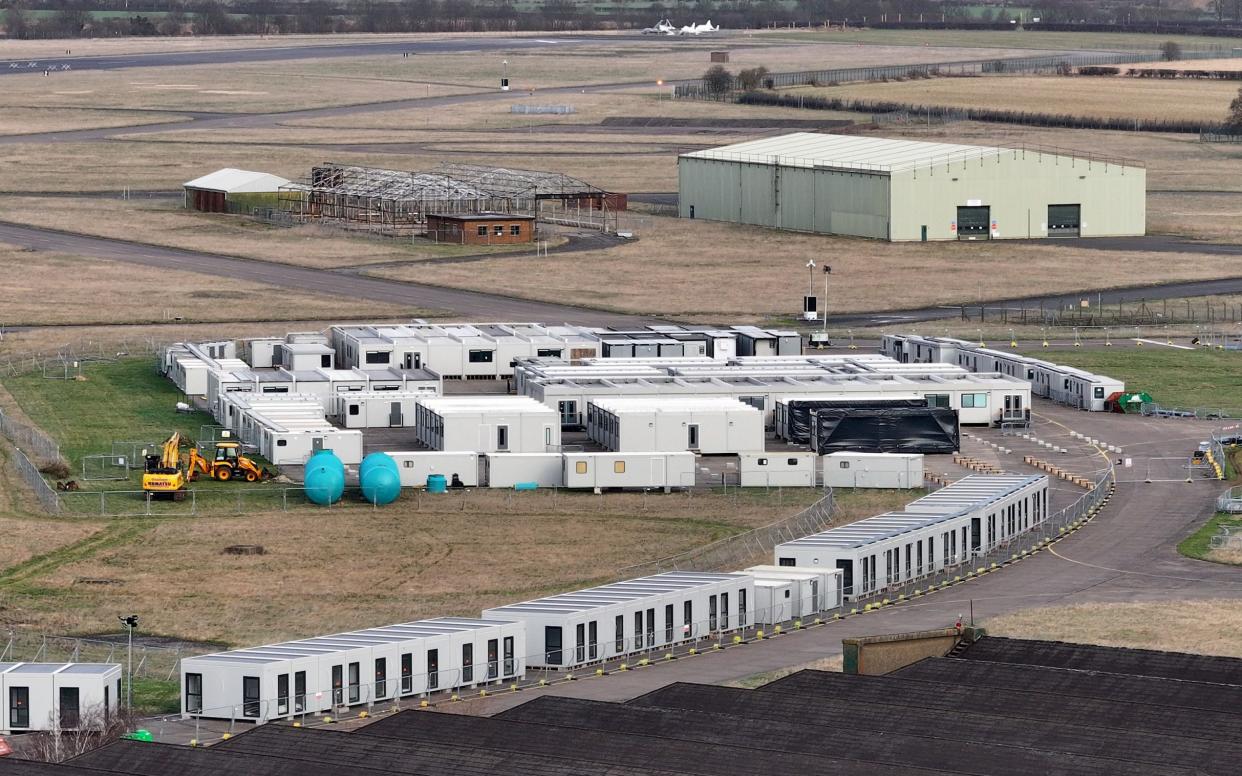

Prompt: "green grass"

[3,358,215,471]
[1020,347,1242,412]
[130,678,180,715]
[1177,512,1242,564]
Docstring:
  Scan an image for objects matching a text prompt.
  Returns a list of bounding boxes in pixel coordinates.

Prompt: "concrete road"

[0,220,658,326]
[0,35,615,77]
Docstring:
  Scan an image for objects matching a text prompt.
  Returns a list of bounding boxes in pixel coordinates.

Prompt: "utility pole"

[119,615,139,711]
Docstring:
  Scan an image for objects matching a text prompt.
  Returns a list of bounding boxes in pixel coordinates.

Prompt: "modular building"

[330,392,428,429]
[563,452,696,490]
[822,452,925,489]
[585,397,764,454]
[388,451,479,487]
[0,663,122,734]
[414,397,559,454]
[679,132,1146,241]
[743,566,842,624]
[481,572,754,669]
[738,452,817,487]
[180,618,523,724]
[483,453,564,488]
[775,474,1047,600]
[881,334,1124,411]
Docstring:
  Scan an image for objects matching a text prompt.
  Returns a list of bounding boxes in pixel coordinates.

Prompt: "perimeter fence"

[0,631,185,682]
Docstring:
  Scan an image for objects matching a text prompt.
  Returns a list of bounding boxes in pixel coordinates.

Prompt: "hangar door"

[956,206,990,239]
[1047,204,1081,237]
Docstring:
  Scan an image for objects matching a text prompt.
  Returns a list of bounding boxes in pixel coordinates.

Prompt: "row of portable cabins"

[880,334,1123,411]
[386,451,697,490]
[180,568,843,723]
[585,397,765,454]
[0,663,122,734]
[217,393,364,466]
[776,474,1048,600]
[413,396,561,454]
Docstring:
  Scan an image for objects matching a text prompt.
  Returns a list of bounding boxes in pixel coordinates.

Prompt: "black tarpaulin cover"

[812,407,959,454]
[783,398,928,444]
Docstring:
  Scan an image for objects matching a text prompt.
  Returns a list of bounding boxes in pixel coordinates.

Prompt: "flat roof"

[681,132,1142,175]
[430,212,536,221]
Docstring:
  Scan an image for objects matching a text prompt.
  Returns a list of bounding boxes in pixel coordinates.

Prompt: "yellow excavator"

[142,433,273,497]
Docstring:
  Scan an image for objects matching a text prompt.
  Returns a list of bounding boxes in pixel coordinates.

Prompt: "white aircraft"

[678,20,719,35]
[641,19,678,35]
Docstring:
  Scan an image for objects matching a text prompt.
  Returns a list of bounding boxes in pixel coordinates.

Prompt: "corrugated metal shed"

[680,132,997,174]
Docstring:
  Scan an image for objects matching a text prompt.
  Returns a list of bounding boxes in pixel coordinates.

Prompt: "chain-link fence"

[0,405,61,463]
[9,444,61,514]
[618,488,836,577]
[0,631,183,682]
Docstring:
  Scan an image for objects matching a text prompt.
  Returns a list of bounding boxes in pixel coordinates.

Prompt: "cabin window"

[925,394,950,408]
[575,461,588,474]
[477,225,487,236]
[184,674,202,714]
[468,350,494,363]
[510,225,521,236]
[614,461,626,474]
[364,351,391,365]
[349,404,360,416]
[1094,387,1105,399]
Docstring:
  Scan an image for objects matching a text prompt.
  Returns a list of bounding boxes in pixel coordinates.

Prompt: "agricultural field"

[786,74,1240,124]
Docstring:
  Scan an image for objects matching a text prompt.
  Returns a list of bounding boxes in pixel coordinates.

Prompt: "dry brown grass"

[0,107,188,137]
[792,75,1240,123]
[984,600,1242,657]
[1206,548,1242,565]
[0,198,542,270]
[366,213,1242,319]
[1133,58,1242,72]
[1148,191,1242,241]
[0,516,103,570]
[0,246,413,326]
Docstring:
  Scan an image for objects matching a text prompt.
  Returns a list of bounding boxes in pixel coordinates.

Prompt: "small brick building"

[426,212,536,245]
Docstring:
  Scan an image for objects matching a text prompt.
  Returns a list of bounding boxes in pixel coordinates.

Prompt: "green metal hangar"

[677,132,1145,241]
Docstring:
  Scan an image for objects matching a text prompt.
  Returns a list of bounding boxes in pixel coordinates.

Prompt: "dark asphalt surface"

[0,35,613,76]
[0,220,657,326]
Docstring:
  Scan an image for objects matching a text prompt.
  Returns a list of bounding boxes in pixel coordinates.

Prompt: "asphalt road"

[0,220,657,327]
[0,35,614,76]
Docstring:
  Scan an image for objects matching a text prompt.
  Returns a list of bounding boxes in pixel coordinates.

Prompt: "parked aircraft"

[641,19,678,35]
[678,20,719,35]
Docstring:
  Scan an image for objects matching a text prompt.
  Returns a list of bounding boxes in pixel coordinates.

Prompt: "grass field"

[788,75,1240,124]
[766,28,1242,53]
[984,599,1242,657]
[1020,347,1242,411]
[0,244,415,326]
[1178,513,1242,566]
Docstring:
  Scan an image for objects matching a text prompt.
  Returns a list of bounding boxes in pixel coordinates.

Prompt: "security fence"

[618,487,836,577]
[9,444,61,514]
[0,405,61,463]
[1217,486,1242,514]
[0,631,184,682]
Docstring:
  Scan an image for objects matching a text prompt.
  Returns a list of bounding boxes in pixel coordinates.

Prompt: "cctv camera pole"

[119,615,139,711]
[822,265,832,337]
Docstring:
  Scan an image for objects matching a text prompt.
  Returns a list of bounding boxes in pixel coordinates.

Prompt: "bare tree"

[23,705,143,764]
[737,66,770,92]
[1159,40,1182,62]
[702,65,734,96]
[1227,86,1242,130]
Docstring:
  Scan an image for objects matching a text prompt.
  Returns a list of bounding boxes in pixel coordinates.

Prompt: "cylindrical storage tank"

[304,450,345,505]
[426,473,447,494]
[360,452,400,505]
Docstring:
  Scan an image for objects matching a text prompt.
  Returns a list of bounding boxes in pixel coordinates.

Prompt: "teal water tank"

[304,450,345,505]
[360,452,400,505]
[426,473,447,494]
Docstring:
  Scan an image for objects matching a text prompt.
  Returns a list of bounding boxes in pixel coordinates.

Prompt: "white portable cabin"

[481,572,754,670]
[822,452,925,489]
[414,396,559,454]
[331,392,425,429]
[0,663,122,734]
[276,343,335,371]
[388,452,479,487]
[483,453,564,488]
[738,452,817,487]
[562,452,696,490]
[743,566,842,623]
[170,356,210,397]
[586,397,764,454]
[775,474,1047,600]
[180,617,523,724]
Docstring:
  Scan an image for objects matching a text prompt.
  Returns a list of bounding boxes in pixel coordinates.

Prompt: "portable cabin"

[275,343,335,371]
[822,452,925,489]
[243,337,284,369]
[414,397,559,454]
[387,452,479,487]
[738,452,817,487]
[483,453,564,488]
[170,357,210,397]
[180,618,523,724]
[743,566,842,620]
[585,397,764,454]
[331,392,423,429]
[562,452,696,490]
[775,474,1046,600]
[732,326,801,357]
[0,663,122,734]
[481,572,754,670]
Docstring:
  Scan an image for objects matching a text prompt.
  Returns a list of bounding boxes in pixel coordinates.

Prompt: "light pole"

[119,615,139,711]
[821,264,832,338]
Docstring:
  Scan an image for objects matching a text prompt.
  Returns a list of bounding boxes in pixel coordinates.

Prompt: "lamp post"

[118,615,139,711]
[821,264,832,338]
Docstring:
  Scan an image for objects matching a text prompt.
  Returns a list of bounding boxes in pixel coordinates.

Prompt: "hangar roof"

[681,132,1142,174]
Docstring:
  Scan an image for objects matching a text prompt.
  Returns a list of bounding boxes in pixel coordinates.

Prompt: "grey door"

[1048,204,1081,237]
[389,402,402,428]
[957,206,990,239]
